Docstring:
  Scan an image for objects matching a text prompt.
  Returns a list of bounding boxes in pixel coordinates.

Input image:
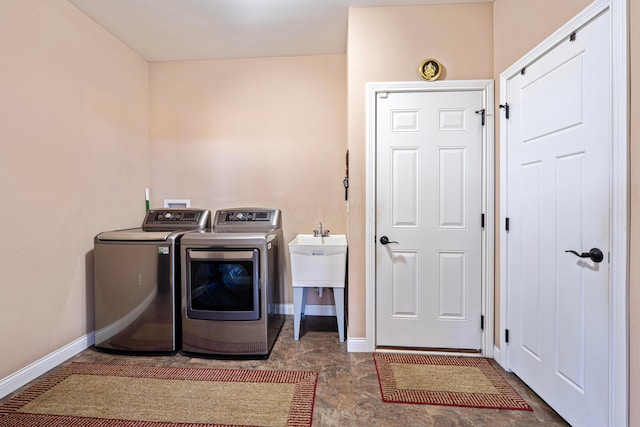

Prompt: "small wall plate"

[419,58,442,81]
[163,199,190,208]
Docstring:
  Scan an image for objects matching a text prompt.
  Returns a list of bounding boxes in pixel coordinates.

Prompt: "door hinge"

[499,103,510,119]
[481,213,485,228]
[475,108,486,126]
[505,329,510,343]
[570,31,577,42]
[520,67,526,75]
[505,217,510,232]
[481,315,485,330]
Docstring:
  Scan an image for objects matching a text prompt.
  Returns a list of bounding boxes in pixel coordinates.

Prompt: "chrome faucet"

[313,222,330,237]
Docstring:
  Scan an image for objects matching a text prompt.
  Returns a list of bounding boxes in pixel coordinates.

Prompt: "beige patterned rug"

[373,353,532,411]
[0,362,317,426]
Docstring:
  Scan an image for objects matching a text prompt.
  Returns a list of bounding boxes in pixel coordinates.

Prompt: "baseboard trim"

[0,332,94,400]
[278,303,336,316]
[347,337,369,352]
[493,344,505,369]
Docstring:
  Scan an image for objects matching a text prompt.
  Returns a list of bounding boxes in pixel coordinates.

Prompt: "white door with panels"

[504,10,610,426]
[376,89,484,350]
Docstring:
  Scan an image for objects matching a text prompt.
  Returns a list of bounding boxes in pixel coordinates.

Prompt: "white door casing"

[498,1,628,426]
[376,90,483,350]
[364,80,494,357]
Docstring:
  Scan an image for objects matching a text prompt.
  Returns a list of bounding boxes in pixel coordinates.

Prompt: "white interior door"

[505,11,610,426]
[376,89,484,350]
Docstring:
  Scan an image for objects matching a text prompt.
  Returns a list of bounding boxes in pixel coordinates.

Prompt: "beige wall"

[0,0,149,379]
[149,55,347,304]
[346,3,494,338]
[493,0,593,73]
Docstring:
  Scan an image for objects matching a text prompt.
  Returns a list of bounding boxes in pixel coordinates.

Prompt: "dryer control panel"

[214,208,281,231]
[224,211,271,222]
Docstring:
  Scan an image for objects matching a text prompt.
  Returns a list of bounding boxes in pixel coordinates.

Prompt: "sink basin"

[288,234,347,288]
[289,234,347,248]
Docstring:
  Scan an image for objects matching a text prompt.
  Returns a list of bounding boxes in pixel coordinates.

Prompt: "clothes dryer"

[180,208,284,358]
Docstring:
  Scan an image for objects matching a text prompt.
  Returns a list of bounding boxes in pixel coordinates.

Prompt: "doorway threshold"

[375,346,482,356]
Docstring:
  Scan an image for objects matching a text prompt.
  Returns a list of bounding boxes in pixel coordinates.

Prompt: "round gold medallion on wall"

[418,58,442,81]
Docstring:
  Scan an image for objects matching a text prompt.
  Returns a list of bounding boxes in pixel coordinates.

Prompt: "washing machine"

[180,208,285,358]
[94,208,211,354]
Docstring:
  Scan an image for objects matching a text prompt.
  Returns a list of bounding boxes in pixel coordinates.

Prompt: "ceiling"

[68,0,490,61]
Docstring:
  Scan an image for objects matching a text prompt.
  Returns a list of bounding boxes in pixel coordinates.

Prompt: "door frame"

[497,1,628,425]
[365,80,495,357]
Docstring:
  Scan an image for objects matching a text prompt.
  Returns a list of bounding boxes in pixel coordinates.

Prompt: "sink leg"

[293,287,307,340]
[333,288,345,342]
[301,287,307,320]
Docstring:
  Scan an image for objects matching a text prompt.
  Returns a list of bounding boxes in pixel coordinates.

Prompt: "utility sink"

[289,233,348,341]
[288,234,347,288]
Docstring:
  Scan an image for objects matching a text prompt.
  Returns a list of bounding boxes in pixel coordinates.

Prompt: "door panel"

[438,147,467,228]
[519,161,542,359]
[392,148,419,226]
[505,10,610,426]
[391,251,420,317]
[376,90,483,350]
[437,251,466,319]
[522,54,584,140]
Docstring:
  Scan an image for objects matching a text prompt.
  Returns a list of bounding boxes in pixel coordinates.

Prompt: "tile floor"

[4,316,568,426]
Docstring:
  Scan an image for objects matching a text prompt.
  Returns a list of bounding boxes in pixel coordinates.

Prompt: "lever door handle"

[565,248,604,263]
[380,236,398,245]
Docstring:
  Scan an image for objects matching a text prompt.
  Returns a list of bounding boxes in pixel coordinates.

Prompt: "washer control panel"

[150,210,199,222]
[142,209,211,231]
